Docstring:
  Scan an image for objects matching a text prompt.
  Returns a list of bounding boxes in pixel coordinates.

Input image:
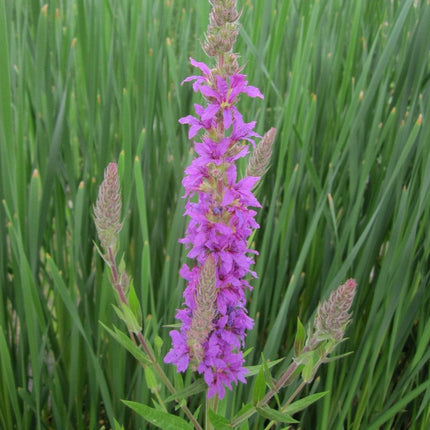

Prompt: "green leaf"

[118,257,126,278]
[232,403,254,421]
[208,409,232,429]
[261,354,276,390]
[323,351,354,363]
[93,240,108,263]
[283,391,329,415]
[0,327,22,427]
[256,406,298,424]
[144,367,158,392]
[46,256,115,423]
[122,401,193,430]
[127,280,143,330]
[165,379,207,403]
[246,357,284,377]
[243,347,253,358]
[301,357,317,383]
[113,418,125,430]
[112,302,142,334]
[252,366,266,404]
[294,318,306,356]
[99,321,151,366]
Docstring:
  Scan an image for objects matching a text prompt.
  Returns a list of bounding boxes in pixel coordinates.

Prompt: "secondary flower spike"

[93,163,122,249]
[165,0,274,399]
[313,278,357,343]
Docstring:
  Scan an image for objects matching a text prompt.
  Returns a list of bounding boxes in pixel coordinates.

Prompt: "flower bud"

[186,255,217,370]
[313,278,357,343]
[94,163,122,249]
[246,128,277,180]
[203,0,241,76]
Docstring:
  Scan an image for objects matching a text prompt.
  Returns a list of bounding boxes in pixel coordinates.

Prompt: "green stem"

[264,357,326,430]
[205,394,218,430]
[106,247,203,430]
[107,246,129,306]
[230,347,322,429]
[263,380,307,430]
[134,317,202,429]
[230,405,257,428]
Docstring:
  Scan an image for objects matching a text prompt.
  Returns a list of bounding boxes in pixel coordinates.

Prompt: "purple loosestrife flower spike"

[186,255,217,370]
[203,0,242,76]
[94,163,122,249]
[312,278,357,344]
[165,0,275,400]
[246,127,277,181]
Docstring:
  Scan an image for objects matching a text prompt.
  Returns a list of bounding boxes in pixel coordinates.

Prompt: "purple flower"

[179,59,264,140]
[197,74,263,130]
[179,104,216,139]
[164,330,190,372]
[165,55,265,399]
[181,57,212,91]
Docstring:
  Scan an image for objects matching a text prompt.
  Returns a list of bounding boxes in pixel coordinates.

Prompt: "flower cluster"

[164,57,268,399]
[312,278,357,343]
[93,163,122,249]
[164,0,276,400]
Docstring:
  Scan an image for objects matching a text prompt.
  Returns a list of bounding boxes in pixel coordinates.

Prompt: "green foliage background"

[0,0,429,428]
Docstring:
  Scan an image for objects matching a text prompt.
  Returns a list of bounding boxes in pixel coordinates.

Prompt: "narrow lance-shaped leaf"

[283,391,329,415]
[256,406,298,424]
[208,409,232,430]
[252,366,266,404]
[122,401,193,430]
[294,317,306,356]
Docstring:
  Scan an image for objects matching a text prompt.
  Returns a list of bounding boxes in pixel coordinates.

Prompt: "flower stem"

[107,246,128,305]
[107,248,203,430]
[205,395,218,430]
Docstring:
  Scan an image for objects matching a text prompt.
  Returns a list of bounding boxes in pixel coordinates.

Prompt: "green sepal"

[208,409,232,429]
[122,401,193,429]
[294,318,306,356]
[252,366,266,404]
[256,406,298,424]
[99,321,151,365]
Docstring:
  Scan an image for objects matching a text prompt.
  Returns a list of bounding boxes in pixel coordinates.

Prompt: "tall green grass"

[0,0,429,428]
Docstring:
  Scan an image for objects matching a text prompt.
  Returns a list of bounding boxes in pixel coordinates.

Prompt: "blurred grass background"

[0,0,429,428]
